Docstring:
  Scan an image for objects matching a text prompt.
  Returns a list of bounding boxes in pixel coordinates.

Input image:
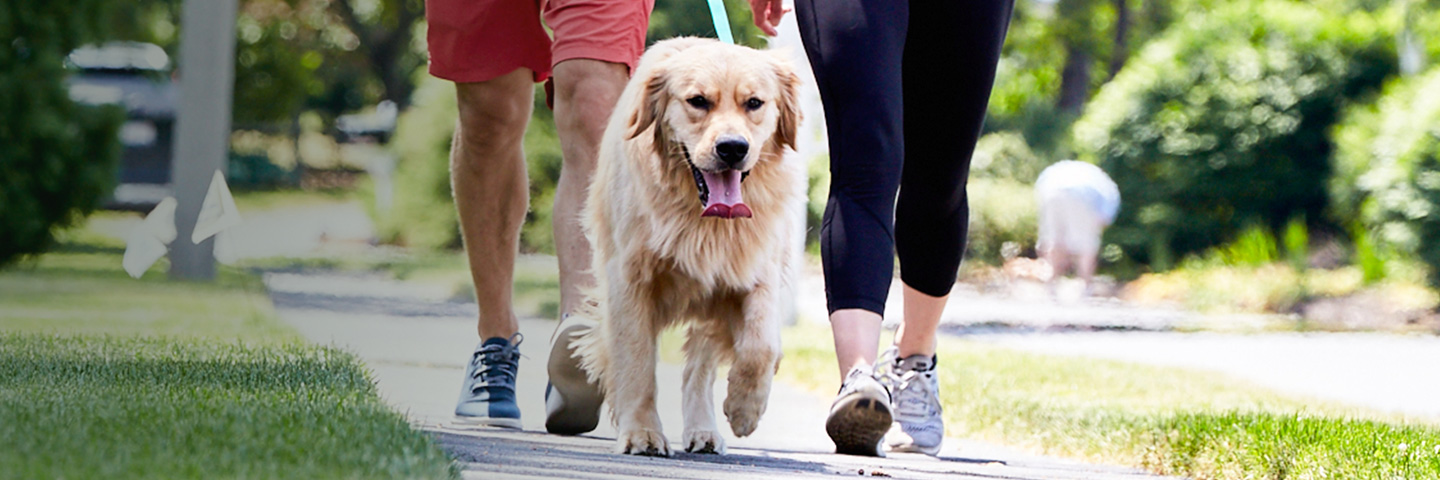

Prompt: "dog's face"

[629,42,801,219]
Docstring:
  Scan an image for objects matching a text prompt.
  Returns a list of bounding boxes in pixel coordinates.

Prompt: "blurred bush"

[1331,66,1440,285]
[378,75,458,250]
[1074,0,1397,269]
[965,133,1046,264]
[379,75,561,252]
[0,0,125,266]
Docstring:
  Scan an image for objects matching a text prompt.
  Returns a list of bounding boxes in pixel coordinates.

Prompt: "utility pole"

[169,0,238,280]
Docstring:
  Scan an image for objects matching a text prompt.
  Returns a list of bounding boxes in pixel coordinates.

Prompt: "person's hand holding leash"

[748,0,789,36]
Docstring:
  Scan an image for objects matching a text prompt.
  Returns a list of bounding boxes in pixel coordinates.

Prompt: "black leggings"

[796,0,1015,315]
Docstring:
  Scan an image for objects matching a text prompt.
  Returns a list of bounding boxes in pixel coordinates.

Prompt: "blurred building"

[67,42,178,211]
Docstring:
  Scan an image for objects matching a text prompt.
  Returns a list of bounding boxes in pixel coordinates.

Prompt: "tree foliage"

[1331,67,1440,285]
[0,0,125,266]
[1073,0,1396,268]
[987,0,1203,156]
[113,0,424,125]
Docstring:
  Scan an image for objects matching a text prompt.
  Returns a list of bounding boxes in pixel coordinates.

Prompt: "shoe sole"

[451,415,522,430]
[888,438,942,456]
[545,321,604,435]
[826,393,892,456]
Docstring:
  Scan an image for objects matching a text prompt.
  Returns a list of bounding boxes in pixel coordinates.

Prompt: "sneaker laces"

[891,370,938,419]
[470,333,523,391]
[874,347,940,420]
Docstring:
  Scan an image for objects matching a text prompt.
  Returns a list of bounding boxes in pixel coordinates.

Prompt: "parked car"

[67,42,177,210]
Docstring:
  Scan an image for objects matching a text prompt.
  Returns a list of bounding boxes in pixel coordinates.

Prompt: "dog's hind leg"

[680,322,728,454]
[723,285,782,437]
[604,281,672,456]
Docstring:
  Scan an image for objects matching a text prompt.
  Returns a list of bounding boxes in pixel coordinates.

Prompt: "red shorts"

[425,0,655,84]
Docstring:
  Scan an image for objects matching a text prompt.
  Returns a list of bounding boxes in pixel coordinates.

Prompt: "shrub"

[965,133,1046,263]
[1330,66,1440,285]
[1073,1,1397,268]
[0,1,125,266]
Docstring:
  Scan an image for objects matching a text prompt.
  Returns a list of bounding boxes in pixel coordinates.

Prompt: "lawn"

[0,225,457,479]
[780,323,1440,480]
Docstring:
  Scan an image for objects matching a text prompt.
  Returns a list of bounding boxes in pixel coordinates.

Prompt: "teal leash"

[707,0,735,44]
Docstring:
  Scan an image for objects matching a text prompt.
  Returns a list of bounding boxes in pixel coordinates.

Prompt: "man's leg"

[544,58,630,435]
[451,68,533,428]
[551,59,628,316]
[454,69,534,340]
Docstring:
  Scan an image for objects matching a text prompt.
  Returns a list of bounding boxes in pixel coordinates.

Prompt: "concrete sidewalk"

[266,271,1177,480]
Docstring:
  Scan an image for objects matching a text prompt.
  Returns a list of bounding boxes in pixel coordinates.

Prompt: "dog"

[568,37,805,456]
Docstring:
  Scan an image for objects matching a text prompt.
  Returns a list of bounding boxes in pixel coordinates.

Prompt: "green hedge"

[0,0,124,267]
[966,132,1047,263]
[1331,67,1440,285]
[1073,0,1396,268]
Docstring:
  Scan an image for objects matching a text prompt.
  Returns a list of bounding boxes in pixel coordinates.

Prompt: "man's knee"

[455,73,534,156]
[553,60,628,139]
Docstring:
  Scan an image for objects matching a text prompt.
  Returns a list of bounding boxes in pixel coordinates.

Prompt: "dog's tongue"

[700,170,750,218]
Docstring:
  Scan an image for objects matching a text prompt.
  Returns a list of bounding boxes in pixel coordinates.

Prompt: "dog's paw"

[616,429,671,457]
[723,392,766,437]
[682,429,727,455]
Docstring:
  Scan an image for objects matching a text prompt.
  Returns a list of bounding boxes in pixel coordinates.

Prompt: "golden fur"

[569,37,805,456]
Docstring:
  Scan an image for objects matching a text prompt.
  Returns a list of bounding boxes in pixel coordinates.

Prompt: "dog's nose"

[715,137,749,168]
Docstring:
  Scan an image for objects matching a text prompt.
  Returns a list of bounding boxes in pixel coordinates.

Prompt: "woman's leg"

[795,0,909,376]
[884,0,1016,456]
[796,0,909,456]
[893,0,1015,353]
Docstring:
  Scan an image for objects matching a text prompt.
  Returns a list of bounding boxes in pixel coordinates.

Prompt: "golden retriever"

[569,37,804,456]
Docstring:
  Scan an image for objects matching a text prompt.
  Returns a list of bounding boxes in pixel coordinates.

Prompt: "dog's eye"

[686,96,710,110]
[745,98,764,111]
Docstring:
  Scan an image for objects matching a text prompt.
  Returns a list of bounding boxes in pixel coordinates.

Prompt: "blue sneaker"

[454,334,523,429]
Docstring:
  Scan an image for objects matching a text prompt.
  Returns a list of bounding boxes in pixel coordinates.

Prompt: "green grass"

[0,335,456,479]
[0,226,458,479]
[1,234,292,342]
[779,323,1440,480]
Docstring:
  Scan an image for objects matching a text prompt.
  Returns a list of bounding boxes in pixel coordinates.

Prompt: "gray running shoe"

[876,346,944,456]
[825,366,892,457]
[453,334,523,429]
[545,315,604,435]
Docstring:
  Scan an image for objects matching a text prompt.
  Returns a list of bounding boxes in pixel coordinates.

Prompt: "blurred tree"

[649,0,765,48]
[0,0,125,265]
[989,0,1200,157]
[329,0,425,109]
[1073,0,1397,269]
[1331,66,1440,285]
[107,0,423,125]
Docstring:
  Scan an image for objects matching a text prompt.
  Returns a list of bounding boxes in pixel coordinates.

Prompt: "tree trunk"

[333,0,420,109]
[1057,48,1092,115]
[1108,0,1131,80]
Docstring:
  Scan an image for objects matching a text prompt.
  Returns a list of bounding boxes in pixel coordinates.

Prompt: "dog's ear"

[628,67,669,141]
[772,59,802,151]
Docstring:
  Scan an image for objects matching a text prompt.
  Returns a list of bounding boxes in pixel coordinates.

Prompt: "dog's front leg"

[680,323,725,454]
[723,284,782,437]
[605,280,671,456]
